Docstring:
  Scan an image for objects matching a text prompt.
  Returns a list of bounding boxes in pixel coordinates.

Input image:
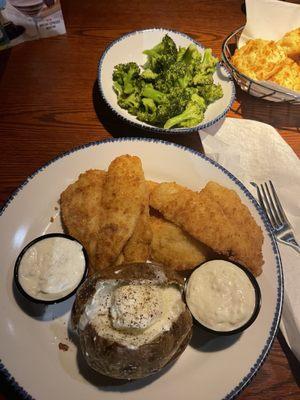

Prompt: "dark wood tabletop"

[0,0,299,399]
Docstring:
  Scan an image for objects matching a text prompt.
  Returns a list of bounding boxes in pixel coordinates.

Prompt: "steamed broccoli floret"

[153,77,172,93]
[154,44,208,92]
[141,69,159,81]
[193,48,218,85]
[113,81,123,97]
[193,72,214,86]
[181,44,202,66]
[177,46,186,61]
[142,97,156,113]
[141,84,167,104]
[198,83,223,104]
[138,86,190,126]
[113,62,140,95]
[137,84,167,125]
[200,48,218,74]
[164,94,206,129]
[154,61,192,92]
[155,87,190,125]
[165,61,192,89]
[143,35,178,72]
[113,62,144,114]
[137,98,158,124]
[118,92,141,115]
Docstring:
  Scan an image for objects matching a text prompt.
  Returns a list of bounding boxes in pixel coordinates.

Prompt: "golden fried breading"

[122,179,159,264]
[146,180,159,194]
[150,181,264,276]
[95,155,146,270]
[60,169,106,268]
[123,183,152,263]
[150,215,213,270]
[150,181,235,254]
[231,39,287,80]
[269,57,300,92]
[201,182,264,275]
[278,27,300,62]
[115,252,125,266]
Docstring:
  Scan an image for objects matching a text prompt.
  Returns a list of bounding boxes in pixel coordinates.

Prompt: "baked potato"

[71,262,193,380]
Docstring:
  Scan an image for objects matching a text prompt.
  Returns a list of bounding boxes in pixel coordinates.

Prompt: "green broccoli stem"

[142,98,156,114]
[123,81,135,95]
[164,94,205,129]
[113,81,123,97]
[142,85,166,104]
[164,109,195,129]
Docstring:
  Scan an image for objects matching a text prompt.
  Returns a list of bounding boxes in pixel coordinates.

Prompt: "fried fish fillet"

[123,184,152,263]
[146,180,159,194]
[60,169,106,268]
[94,155,147,270]
[202,181,264,275]
[150,181,264,276]
[150,215,213,270]
[150,181,234,255]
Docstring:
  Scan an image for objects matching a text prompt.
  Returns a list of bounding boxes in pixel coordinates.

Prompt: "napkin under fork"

[199,117,300,360]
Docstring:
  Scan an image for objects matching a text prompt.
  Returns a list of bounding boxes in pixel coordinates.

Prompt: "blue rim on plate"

[97,28,236,134]
[0,137,283,400]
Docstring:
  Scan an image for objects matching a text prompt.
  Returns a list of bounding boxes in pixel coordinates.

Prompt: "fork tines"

[252,180,300,253]
[259,181,290,231]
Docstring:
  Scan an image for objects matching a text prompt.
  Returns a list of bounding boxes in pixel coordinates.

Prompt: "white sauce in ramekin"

[186,260,256,332]
[18,236,86,301]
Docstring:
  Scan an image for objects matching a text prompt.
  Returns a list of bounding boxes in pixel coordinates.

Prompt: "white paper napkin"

[199,117,300,360]
[239,0,300,47]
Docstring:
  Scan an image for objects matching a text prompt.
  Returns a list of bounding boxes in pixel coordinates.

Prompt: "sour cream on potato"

[79,281,185,349]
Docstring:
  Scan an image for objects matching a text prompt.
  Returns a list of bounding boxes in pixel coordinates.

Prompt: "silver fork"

[251,181,300,253]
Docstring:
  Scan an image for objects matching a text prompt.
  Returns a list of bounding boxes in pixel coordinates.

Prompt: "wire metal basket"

[222,26,300,105]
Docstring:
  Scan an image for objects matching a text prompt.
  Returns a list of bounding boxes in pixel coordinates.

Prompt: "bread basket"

[222,26,300,104]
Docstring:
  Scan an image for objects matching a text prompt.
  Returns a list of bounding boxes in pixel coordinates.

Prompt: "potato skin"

[71,263,193,380]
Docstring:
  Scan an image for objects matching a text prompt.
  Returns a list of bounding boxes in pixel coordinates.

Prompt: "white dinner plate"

[0,138,282,400]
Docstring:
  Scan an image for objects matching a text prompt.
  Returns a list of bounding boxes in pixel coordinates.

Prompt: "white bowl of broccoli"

[98,28,235,133]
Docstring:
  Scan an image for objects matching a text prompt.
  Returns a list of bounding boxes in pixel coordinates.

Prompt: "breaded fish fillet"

[95,155,146,270]
[201,182,264,273]
[123,182,152,263]
[150,181,264,276]
[150,181,234,253]
[122,179,156,264]
[146,180,159,194]
[150,215,213,270]
[60,169,106,268]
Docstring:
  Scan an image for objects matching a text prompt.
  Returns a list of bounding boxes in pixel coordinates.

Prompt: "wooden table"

[0,0,299,399]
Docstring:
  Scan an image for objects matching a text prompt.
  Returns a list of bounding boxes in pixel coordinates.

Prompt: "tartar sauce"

[186,260,256,332]
[18,236,86,301]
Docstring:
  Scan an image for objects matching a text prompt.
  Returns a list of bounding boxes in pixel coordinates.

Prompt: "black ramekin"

[14,233,89,305]
[184,260,261,336]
